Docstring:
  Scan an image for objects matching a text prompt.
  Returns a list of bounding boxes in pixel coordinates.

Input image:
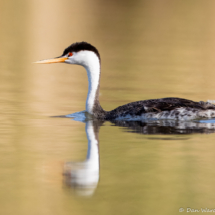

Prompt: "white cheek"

[65,57,76,64]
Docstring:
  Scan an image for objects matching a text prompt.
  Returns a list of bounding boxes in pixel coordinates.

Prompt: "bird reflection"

[63,120,101,196]
[111,120,215,135]
[63,118,215,196]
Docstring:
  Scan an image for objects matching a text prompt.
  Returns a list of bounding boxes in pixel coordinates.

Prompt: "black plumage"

[92,97,215,120]
[62,41,101,60]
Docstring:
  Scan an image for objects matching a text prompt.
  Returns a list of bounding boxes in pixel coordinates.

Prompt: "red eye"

[68,52,73,56]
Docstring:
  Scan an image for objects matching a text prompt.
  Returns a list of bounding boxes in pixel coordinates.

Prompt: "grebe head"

[34,42,100,68]
[35,42,104,116]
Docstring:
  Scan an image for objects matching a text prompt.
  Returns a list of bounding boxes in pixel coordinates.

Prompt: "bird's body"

[35,42,215,121]
[101,98,215,120]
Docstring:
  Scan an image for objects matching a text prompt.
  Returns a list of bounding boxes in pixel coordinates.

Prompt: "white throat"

[78,51,100,114]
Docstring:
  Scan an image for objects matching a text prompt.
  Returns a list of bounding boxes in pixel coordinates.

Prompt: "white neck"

[81,52,101,114]
[66,50,101,115]
[72,50,100,114]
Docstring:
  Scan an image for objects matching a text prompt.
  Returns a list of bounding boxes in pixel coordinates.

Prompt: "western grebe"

[35,42,215,121]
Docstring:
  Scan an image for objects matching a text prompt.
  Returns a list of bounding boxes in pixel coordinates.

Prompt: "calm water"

[1,0,215,214]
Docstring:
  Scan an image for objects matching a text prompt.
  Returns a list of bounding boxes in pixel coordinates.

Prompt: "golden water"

[1,0,215,214]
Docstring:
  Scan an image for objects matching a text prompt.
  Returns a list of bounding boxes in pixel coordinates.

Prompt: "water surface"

[1,0,215,215]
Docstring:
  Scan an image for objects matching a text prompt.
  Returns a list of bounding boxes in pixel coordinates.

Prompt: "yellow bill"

[34,57,68,64]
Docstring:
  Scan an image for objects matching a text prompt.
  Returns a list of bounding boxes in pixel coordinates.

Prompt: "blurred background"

[1,0,215,214]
